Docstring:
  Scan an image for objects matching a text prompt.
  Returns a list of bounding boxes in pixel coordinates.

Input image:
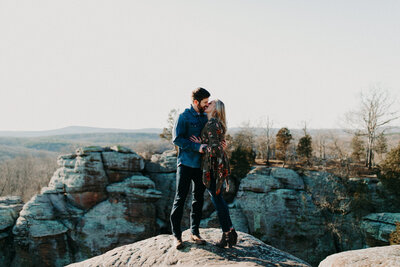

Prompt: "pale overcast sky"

[1,0,399,131]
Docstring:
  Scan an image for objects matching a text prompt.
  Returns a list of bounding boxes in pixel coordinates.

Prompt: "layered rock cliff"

[235,166,399,266]
[11,146,162,267]
[0,196,24,266]
[361,213,400,246]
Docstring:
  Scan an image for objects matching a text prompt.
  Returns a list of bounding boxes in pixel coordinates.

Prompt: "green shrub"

[230,146,254,180]
[378,144,400,198]
[225,131,256,202]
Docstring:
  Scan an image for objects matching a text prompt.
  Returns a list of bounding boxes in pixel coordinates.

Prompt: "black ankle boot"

[228,228,237,247]
[216,232,229,248]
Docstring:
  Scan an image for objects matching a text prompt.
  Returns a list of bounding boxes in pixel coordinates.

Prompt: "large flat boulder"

[67,228,311,267]
[319,245,400,267]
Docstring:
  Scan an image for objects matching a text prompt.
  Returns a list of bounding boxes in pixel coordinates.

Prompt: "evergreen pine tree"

[297,134,313,164]
[276,127,292,165]
[351,132,365,162]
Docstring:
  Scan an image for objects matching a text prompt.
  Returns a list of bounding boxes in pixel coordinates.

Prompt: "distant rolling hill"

[0,126,166,161]
[0,126,162,138]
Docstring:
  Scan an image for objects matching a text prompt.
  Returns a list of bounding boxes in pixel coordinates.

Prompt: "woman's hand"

[190,135,202,143]
[222,140,227,150]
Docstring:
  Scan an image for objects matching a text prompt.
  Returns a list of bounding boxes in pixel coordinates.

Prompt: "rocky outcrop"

[0,196,23,232]
[236,167,335,266]
[11,146,161,267]
[235,166,392,266]
[67,228,311,267]
[145,150,183,232]
[361,213,400,246]
[0,196,23,266]
[145,150,177,173]
[3,147,398,267]
[319,245,400,267]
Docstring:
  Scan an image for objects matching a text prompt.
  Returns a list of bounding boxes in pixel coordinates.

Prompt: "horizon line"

[1,124,399,133]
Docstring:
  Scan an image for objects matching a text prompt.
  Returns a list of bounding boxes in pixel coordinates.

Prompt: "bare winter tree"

[314,132,328,160]
[257,116,274,164]
[328,133,352,178]
[159,109,179,143]
[345,85,399,169]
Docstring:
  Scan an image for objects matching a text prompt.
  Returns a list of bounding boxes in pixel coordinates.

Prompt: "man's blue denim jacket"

[173,105,208,169]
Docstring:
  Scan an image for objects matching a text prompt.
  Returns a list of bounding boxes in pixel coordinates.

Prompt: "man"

[170,87,210,249]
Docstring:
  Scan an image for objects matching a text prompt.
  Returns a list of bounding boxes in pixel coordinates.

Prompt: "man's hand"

[190,135,202,144]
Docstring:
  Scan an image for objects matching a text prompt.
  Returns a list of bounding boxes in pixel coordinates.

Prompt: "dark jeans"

[207,172,233,233]
[170,164,205,239]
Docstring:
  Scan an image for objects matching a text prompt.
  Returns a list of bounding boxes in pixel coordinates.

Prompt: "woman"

[190,99,237,248]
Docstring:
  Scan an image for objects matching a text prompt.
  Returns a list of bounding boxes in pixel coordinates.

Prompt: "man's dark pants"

[170,164,205,239]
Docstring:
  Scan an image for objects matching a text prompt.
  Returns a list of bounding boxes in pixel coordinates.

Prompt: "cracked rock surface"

[67,228,311,267]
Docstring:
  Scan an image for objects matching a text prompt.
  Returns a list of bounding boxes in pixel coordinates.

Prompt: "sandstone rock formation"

[0,196,23,266]
[145,150,178,232]
[11,146,161,267]
[361,213,400,246]
[235,166,392,266]
[145,149,177,173]
[3,147,398,267]
[319,245,400,267]
[67,228,311,267]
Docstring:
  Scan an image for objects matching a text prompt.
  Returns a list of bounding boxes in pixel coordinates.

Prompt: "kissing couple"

[170,87,237,249]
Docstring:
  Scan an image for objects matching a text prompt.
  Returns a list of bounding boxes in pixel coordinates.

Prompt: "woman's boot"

[228,228,237,247]
[216,232,229,248]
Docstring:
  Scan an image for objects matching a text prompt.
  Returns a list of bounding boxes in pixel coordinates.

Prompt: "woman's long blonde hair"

[212,99,227,134]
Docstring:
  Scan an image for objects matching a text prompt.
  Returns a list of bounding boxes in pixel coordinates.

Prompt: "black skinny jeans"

[207,170,233,233]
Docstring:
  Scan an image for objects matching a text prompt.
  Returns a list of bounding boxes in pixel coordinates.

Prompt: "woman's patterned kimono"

[201,117,231,195]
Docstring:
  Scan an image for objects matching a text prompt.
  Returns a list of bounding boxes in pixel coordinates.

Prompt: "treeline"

[160,85,399,181]
[0,153,58,202]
